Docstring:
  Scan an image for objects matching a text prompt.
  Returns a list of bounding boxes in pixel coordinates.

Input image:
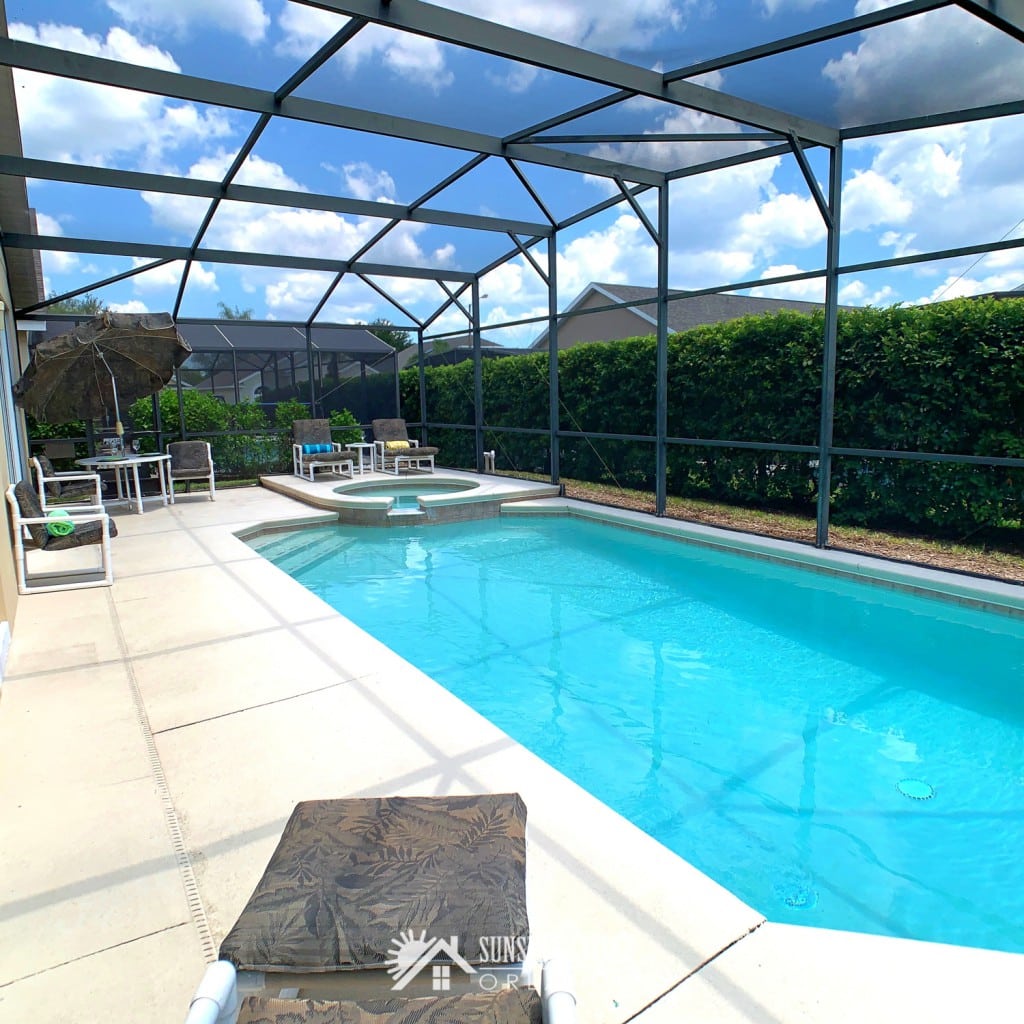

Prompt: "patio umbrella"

[13,312,192,433]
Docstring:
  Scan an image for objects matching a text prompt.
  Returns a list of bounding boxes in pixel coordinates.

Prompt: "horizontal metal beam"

[841,99,1024,140]
[522,132,783,144]
[666,0,953,80]
[3,233,476,281]
[0,154,553,238]
[0,37,663,186]
[311,0,839,145]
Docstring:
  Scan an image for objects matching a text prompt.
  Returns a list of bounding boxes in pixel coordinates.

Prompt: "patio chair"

[6,480,117,594]
[167,441,217,501]
[185,793,576,1024]
[30,454,104,511]
[292,419,356,481]
[371,419,438,475]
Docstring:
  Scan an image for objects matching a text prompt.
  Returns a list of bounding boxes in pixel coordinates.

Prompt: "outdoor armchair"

[292,419,356,481]
[30,454,104,511]
[7,480,117,594]
[371,418,438,475]
[167,441,217,500]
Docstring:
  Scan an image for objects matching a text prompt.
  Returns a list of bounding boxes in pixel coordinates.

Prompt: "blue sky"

[9,0,1024,344]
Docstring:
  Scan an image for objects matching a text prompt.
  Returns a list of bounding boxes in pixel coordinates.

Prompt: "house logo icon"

[385,930,477,991]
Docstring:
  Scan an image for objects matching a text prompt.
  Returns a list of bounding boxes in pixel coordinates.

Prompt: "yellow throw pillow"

[384,440,411,450]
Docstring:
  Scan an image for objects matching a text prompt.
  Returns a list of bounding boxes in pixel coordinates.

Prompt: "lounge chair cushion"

[236,989,543,1024]
[220,794,529,974]
[13,480,116,551]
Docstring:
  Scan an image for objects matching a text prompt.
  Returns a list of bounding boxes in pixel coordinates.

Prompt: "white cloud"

[748,266,825,301]
[841,119,1024,265]
[129,259,218,292]
[736,191,826,257]
[107,299,151,314]
[343,163,398,203]
[841,169,912,231]
[823,5,1024,125]
[837,279,897,306]
[35,212,81,276]
[761,0,824,16]
[275,6,351,58]
[106,0,269,45]
[11,23,233,166]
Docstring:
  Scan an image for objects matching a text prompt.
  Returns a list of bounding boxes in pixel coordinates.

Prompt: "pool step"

[251,529,353,575]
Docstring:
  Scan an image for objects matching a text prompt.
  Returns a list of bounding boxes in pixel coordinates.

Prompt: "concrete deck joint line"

[618,920,767,1023]
[107,589,217,964]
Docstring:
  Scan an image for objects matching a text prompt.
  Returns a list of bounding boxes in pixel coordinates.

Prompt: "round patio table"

[76,453,173,514]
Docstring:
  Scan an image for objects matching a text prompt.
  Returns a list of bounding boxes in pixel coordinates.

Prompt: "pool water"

[251,517,1024,952]
[338,480,476,509]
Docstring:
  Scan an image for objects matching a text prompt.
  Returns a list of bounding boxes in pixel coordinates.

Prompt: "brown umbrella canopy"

[13,312,192,424]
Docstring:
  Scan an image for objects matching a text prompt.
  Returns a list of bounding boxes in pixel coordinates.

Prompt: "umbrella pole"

[95,346,124,441]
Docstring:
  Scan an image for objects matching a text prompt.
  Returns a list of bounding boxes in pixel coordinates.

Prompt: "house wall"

[0,246,26,654]
[540,297,651,351]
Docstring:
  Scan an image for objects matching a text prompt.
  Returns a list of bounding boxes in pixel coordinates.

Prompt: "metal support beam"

[615,177,660,244]
[814,144,843,548]
[471,280,483,471]
[786,134,833,230]
[0,155,553,238]
[507,233,548,285]
[0,37,664,184]
[2,233,476,281]
[655,184,669,517]
[547,230,559,485]
[311,0,838,144]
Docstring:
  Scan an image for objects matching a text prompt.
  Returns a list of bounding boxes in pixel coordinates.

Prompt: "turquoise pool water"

[338,480,476,508]
[251,517,1024,952]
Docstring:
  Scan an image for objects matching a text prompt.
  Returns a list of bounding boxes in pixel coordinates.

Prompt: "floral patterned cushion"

[236,989,543,1024]
[219,795,529,974]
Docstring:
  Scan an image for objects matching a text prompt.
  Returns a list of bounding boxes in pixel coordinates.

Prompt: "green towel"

[46,510,75,537]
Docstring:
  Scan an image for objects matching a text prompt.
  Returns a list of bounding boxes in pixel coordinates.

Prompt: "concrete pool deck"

[0,483,1020,1023]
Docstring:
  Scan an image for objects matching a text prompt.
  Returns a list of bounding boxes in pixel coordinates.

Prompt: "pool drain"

[897,778,935,800]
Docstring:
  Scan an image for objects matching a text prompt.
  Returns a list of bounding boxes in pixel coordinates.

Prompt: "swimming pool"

[250,515,1024,953]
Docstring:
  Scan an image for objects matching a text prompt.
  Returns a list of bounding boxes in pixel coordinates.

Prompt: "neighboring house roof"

[530,282,843,350]
[398,334,504,369]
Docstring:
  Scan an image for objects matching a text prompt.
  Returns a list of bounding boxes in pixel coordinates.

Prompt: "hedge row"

[402,297,1024,536]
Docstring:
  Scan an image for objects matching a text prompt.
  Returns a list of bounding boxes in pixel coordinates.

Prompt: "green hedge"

[403,297,1023,536]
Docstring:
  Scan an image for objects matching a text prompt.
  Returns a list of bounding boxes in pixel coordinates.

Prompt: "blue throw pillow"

[302,443,331,454]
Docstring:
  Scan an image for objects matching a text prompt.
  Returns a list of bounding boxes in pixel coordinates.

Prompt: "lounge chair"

[292,419,356,481]
[167,440,217,501]
[185,794,575,1024]
[6,480,117,594]
[371,419,438,475]
[30,454,104,511]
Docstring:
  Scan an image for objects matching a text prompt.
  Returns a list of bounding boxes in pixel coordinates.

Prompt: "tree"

[45,292,106,314]
[217,301,254,320]
[366,318,412,351]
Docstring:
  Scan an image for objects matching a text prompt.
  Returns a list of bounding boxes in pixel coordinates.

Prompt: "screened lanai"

[2,0,1023,550]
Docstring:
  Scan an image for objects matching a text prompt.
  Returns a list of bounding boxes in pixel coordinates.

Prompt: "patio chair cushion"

[13,480,116,551]
[219,794,529,974]
[34,454,98,503]
[168,441,214,478]
[293,419,334,448]
[236,989,543,1024]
